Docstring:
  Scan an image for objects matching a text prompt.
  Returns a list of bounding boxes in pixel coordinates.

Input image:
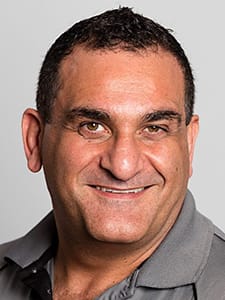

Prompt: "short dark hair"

[36,7,194,125]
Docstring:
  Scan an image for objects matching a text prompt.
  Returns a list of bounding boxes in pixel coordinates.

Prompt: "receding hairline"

[55,44,186,101]
[36,7,194,125]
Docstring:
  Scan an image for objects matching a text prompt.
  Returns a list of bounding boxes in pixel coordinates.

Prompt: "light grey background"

[1,0,224,243]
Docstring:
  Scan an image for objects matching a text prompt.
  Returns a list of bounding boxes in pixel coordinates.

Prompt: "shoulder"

[0,238,31,299]
[215,225,225,241]
[0,213,56,299]
[195,225,225,298]
[0,238,21,269]
[207,225,225,270]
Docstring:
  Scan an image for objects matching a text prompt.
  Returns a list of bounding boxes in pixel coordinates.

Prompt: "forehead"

[56,47,185,117]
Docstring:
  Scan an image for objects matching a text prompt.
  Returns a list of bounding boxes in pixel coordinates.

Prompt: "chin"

[87,221,148,244]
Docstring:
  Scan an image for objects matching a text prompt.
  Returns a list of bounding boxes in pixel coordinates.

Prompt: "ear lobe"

[22,108,44,172]
[187,114,199,177]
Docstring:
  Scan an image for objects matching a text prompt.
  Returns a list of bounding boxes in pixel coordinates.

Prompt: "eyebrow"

[64,107,110,123]
[64,107,182,125]
[143,110,182,124]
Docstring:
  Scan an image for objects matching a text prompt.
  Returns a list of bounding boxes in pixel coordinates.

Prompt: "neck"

[53,224,172,300]
[53,237,160,300]
[52,200,182,299]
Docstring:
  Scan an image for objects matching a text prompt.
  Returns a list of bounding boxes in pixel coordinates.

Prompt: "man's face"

[27,47,198,246]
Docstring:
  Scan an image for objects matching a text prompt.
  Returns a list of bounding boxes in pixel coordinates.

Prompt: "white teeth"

[95,186,144,194]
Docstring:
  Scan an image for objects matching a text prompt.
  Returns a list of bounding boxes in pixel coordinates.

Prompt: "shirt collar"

[136,190,215,288]
[2,212,57,268]
[2,190,215,290]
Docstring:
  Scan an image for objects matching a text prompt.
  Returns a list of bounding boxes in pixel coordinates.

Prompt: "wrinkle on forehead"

[56,46,186,121]
[59,46,184,90]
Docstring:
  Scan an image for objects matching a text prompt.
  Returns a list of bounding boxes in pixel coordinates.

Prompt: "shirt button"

[47,289,51,295]
[31,268,37,274]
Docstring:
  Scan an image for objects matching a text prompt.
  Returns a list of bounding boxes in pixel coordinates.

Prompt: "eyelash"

[77,121,110,139]
[63,117,174,142]
[80,122,103,131]
[79,121,169,137]
[144,124,169,133]
[78,122,168,131]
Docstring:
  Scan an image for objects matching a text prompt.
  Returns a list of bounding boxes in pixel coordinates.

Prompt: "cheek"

[43,134,87,171]
[147,138,190,180]
[42,134,105,197]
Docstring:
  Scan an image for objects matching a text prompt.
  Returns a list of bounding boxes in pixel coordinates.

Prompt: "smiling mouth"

[94,186,146,194]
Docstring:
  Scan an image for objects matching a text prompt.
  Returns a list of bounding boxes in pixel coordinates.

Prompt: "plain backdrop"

[1,0,225,242]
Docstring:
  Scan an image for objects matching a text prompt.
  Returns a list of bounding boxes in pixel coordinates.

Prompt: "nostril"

[99,157,143,182]
[99,168,130,183]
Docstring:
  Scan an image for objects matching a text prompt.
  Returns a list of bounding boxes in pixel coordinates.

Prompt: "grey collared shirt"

[0,190,225,299]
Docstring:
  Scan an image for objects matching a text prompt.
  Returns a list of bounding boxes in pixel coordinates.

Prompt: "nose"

[100,134,144,181]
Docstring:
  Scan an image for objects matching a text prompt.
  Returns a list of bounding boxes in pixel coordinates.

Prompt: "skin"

[22,47,199,299]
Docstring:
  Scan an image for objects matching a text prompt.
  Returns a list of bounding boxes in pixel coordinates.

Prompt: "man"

[0,6,224,299]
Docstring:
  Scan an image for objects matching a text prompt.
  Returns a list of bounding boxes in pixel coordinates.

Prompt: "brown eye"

[86,122,100,131]
[142,124,169,141]
[146,125,161,133]
[78,121,111,140]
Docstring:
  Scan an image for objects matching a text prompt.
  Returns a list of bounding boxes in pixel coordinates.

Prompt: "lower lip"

[90,186,147,200]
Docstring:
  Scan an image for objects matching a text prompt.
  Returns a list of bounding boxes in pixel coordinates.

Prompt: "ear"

[22,108,44,172]
[187,114,199,177]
